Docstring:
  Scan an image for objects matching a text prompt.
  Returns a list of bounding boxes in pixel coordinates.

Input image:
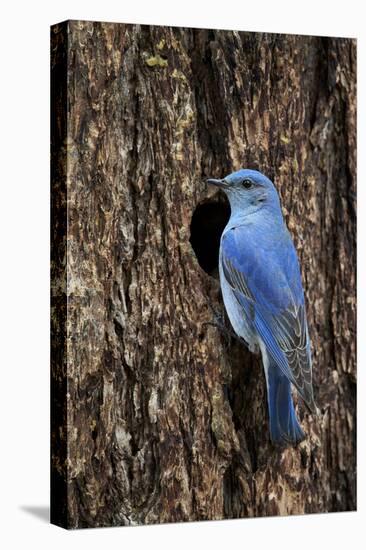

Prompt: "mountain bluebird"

[207,169,317,447]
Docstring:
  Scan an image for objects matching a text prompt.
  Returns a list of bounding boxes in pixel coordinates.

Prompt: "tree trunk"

[51,20,356,529]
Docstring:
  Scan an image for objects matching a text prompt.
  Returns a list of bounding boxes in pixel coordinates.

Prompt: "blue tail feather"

[267,361,305,447]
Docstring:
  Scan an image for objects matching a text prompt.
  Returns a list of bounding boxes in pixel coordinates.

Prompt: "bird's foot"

[203,320,246,345]
[202,305,246,346]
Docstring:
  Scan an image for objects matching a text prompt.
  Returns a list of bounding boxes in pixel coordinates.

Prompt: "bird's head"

[207,169,281,219]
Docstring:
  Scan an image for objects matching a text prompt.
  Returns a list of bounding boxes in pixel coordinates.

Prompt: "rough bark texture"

[51,21,356,529]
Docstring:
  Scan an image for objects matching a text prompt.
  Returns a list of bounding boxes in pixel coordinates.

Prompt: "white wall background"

[0,0,363,548]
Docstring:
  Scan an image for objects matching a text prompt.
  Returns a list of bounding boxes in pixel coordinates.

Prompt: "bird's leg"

[203,302,247,346]
[203,319,246,344]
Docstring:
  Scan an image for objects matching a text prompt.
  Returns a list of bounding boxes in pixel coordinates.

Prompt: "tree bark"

[51,20,356,529]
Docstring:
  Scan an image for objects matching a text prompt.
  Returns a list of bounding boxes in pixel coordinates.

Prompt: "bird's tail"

[266,360,305,447]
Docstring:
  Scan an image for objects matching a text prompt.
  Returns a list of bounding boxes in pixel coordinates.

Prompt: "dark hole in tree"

[190,192,265,471]
[189,193,231,277]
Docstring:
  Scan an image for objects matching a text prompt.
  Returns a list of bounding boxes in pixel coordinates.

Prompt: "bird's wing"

[221,225,316,411]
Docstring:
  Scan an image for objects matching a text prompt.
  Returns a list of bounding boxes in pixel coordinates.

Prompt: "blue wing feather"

[221,224,316,411]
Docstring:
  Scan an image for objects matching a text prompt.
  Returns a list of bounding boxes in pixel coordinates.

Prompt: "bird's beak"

[206,178,230,189]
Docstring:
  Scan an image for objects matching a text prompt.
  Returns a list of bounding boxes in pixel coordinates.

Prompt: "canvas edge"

[50,20,70,530]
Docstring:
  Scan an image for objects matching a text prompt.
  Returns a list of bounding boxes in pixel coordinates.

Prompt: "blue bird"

[207,169,317,447]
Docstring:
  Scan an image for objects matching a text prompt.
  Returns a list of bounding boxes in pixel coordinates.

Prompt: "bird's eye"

[242,179,253,189]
